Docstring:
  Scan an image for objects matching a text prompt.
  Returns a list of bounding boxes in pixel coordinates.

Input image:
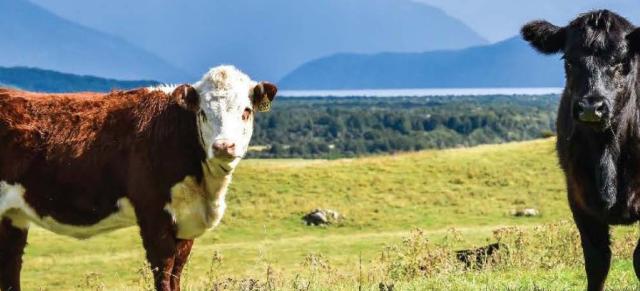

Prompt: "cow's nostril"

[212,143,224,151]
[212,140,236,158]
[577,99,606,123]
[213,140,231,151]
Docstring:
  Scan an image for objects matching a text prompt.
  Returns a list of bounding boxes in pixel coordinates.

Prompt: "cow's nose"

[576,98,607,123]
[212,140,236,159]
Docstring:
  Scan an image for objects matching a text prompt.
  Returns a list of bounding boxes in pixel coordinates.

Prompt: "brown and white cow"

[0,65,277,291]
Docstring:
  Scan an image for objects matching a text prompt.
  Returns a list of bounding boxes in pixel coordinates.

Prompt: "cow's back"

[0,87,206,237]
[0,88,139,180]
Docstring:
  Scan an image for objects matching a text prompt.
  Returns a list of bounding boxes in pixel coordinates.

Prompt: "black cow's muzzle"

[575,98,608,124]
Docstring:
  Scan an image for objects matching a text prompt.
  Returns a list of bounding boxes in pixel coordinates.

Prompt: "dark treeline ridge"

[249,94,559,159]
[0,66,159,93]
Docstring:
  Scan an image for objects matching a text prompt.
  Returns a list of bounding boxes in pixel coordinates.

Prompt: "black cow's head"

[522,10,640,130]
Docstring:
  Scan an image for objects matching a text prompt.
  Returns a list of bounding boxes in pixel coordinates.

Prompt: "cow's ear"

[627,27,640,53]
[251,82,277,112]
[521,20,566,54]
[172,84,200,112]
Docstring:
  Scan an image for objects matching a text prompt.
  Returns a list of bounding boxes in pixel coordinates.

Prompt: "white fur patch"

[0,181,30,229]
[147,84,179,95]
[0,181,137,239]
[193,65,258,159]
[165,160,233,239]
[149,66,259,160]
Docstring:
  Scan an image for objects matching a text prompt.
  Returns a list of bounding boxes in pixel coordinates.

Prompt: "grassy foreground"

[21,138,640,290]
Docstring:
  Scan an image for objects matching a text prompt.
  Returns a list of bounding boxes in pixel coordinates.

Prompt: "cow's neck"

[201,159,235,196]
[577,127,620,210]
[575,88,640,212]
[166,159,235,239]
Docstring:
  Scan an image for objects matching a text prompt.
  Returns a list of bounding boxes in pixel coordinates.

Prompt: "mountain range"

[0,0,190,82]
[7,0,628,89]
[279,37,564,89]
[28,0,487,81]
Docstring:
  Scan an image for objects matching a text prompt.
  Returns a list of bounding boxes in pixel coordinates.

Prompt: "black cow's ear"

[521,20,566,54]
[627,27,640,53]
[172,84,200,112]
[251,82,278,112]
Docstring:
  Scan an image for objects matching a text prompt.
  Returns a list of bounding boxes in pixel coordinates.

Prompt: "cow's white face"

[193,66,276,171]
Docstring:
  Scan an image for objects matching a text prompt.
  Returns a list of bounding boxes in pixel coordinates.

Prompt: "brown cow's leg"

[573,210,611,291]
[137,211,177,291]
[170,239,194,291]
[0,218,28,291]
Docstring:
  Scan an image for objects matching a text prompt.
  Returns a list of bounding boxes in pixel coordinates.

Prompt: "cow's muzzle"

[212,139,236,159]
[575,97,608,124]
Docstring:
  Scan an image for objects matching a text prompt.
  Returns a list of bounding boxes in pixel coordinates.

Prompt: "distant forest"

[249,95,559,159]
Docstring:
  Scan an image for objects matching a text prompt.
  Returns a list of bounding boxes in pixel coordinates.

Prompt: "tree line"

[249,95,559,159]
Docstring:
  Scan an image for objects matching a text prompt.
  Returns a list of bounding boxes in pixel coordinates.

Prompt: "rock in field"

[302,208,342,226]
[510,208,540,217]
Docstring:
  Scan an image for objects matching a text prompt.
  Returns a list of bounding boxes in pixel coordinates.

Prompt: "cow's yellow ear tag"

[256,93,272,112]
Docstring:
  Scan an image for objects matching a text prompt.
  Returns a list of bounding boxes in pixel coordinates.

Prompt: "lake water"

[279,87,564,97]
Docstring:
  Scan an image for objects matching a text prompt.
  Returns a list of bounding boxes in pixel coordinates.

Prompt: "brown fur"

[0,218,27,291]
[0,86,205,290]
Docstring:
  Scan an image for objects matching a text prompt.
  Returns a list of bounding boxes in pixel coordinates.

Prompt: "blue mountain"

[30,0,487,81]
[0,0,190,82]
[279,37,564,89]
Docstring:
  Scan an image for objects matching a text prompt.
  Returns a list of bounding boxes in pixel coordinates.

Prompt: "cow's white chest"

[165,163,232,239]
[0,181,137,239]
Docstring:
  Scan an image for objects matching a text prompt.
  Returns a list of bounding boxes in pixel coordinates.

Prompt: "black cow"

[522,10,640,290]
[455,242,506,269]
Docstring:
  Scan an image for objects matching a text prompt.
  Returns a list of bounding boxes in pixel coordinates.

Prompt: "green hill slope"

[20,139,640,290]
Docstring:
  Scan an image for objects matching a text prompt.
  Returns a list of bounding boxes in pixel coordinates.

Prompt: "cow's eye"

[563,58,576,70]
[242,108,253,121]
[562,55,581,70]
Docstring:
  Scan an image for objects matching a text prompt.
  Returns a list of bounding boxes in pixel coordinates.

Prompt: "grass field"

[20,138,640,290]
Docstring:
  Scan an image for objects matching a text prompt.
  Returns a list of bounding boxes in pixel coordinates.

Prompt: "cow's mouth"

[575,120,610,133]
[208,157,241,175]
[218,164,231,174]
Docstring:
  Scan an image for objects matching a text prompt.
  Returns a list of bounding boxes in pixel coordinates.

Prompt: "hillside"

[279,37,564,89]
[0,66,159,92]
[30,0,487,81]
[0,0,189,82]
[21,139,640,290]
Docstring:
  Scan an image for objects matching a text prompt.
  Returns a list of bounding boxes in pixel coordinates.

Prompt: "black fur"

[521,20,565,54]
[523,10,640,291]
[455,243,506,269]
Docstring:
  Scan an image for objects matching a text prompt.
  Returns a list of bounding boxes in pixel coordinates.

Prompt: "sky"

[9,0,640,83]
[415,0,640,42]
